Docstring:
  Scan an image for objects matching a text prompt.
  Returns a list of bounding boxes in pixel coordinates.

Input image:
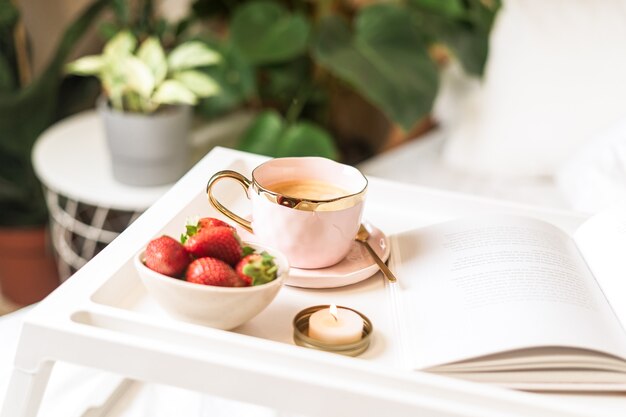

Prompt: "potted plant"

[0,0,109,306]
[66,31,222,186]
[191,0,501,163]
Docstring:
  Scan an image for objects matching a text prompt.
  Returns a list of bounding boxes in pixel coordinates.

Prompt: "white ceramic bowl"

[134,242,289,330]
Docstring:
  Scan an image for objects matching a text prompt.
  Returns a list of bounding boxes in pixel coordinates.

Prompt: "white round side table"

[32,111,171,280]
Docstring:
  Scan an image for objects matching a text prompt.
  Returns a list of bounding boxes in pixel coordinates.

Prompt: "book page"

[574,201,626,332]
[393,215,626,370]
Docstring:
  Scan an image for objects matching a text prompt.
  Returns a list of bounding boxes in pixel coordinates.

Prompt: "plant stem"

[286,84,312,124]
[110,92,124,112]
[126,92,142,112]
[315,0,335,19]
[13,18,32,87]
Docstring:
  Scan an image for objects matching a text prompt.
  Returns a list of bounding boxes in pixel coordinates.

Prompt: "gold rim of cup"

[292,305,373,357]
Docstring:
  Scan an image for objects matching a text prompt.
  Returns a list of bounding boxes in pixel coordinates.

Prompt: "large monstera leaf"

[312,4,439,131]
[408,0,500,76]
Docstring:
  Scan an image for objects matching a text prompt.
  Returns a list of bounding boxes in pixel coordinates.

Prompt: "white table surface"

[0,306,283,417]
[32,112,171,211]
[31,110,255,212]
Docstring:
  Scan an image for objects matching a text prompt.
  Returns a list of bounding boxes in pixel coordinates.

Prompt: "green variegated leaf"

[65,55,104,75]
[101,65,126,111]
[65,23,226,113]
[123,56,155,98]
[103,30,136,59]
[138,37,167,85]
[152,80,197,105]
[174,70,220,97]
[168,41,221,71]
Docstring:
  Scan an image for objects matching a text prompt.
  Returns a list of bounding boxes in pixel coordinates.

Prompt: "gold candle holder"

[293,305,373,357]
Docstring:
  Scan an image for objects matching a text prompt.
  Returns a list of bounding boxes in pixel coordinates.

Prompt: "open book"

[390,202,626,391]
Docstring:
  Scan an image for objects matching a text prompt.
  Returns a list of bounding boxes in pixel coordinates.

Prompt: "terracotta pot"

[0,227,59,306]
[328,80,391,163]
[327,80,437,163]
[381,116,438,152]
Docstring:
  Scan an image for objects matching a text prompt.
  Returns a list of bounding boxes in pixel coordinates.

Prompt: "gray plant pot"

[98,99,192,187]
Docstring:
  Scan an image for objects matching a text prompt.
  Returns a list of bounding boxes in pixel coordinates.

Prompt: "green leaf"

[238,110,284,156]
[123,56,155,98]
[101,65,126,111]
[196,39,256,119]
[241,250,278,285]
[98,21,120,40]
[0,0,110,226]
[242,246,255,256]
[312,5,439,131]
[0,53,16,92]
[408,0,465,18]
[104,30,137,59]
[111,0,130,25]
[168,41,221,71]
[0,0,19,29]
[0,0,19,92]
[258,57,311,107]
[65,55,104,75]
[138,37,167,85]
[174,70,220,97]
[237,111,339,159]
[276,122,338,160]
[152,79,197,105]
[231,0,310,65]
[408,0,500,75]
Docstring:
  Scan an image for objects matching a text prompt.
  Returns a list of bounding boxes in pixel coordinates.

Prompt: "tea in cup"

[206,157,368,269]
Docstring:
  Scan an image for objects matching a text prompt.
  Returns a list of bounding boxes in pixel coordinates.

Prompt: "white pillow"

[441,0,626,178]
[556,119,626,213]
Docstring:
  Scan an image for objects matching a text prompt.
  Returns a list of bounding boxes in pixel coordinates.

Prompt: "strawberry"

[182,226,243,265]
[198,217,233,230]
[235,250,278,286]
[181,217,233,244]
[144,235,190,277]
[186,257,249,287]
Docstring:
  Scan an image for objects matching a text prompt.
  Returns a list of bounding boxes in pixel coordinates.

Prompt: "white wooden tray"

[2,148,615,417]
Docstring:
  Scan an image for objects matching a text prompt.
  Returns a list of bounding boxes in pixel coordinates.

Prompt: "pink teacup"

[206,157,368,269]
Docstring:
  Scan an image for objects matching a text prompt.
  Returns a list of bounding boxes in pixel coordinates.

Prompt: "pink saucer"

[237,222,390,289]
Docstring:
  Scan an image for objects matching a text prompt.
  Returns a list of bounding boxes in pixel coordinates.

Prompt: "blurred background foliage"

[0,0,109,226]
[0,0,500,226]
[190,0,501,162]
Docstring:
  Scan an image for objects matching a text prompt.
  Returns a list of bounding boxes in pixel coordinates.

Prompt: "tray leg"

[0,361,54,417]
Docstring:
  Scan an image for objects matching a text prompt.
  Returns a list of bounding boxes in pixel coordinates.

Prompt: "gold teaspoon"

[356,224,397,283]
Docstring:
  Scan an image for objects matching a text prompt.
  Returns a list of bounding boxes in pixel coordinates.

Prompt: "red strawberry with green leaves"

[181,217,233,243]
[235,248,278,286]
[181,226,243,265]
[144,235,190,277]
[199,217,233,230]
[186,257,249,287]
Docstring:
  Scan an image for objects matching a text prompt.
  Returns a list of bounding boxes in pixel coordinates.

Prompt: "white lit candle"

[308,304,364,344]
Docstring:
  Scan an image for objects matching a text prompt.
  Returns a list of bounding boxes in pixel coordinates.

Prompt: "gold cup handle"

[206,170,253,233]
